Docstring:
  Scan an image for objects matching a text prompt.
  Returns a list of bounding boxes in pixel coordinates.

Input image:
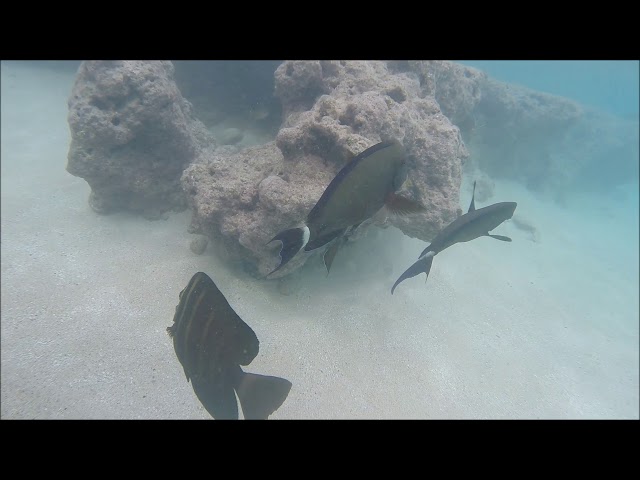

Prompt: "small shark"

[391,181,517,294]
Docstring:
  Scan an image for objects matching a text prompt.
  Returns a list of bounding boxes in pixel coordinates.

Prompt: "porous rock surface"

[66,61,212,218]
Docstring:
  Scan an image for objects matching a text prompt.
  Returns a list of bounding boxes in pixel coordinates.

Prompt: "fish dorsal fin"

[486,234,512,242]
[385,192,426,216]
[468,180,476,213]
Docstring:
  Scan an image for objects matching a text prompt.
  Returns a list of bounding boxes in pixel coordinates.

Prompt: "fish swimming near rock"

[268,139,425,276]
[167,272,292,419]
[391,181,517,294]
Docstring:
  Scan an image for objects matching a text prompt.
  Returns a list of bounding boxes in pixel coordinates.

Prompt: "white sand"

[2,61,638,419]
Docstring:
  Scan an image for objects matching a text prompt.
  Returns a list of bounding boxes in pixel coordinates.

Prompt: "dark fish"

[268,139,425,275]
[167,272,292,419]
[391,181,517,294]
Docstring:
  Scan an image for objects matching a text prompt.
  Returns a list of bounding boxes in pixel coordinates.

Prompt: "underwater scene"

[1,60,638,419]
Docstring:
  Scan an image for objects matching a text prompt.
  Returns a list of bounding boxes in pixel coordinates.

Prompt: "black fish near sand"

[167,272,292,419]
[268,139,425,276]
[391,181,517,294]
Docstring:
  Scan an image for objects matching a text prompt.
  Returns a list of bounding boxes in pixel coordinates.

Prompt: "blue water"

[459,60,639,118]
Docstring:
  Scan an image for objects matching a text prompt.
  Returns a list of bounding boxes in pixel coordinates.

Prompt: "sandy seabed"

[1,61,638,419]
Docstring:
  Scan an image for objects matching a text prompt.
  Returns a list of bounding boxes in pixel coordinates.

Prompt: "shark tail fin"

[391,253,434,295]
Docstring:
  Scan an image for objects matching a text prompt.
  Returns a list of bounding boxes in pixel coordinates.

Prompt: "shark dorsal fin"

[468,180,476,213]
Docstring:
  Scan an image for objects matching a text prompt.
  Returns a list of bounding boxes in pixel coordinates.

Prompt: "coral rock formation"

[184,61,468,277]
[66,60,212,218]
[67,59,638,278]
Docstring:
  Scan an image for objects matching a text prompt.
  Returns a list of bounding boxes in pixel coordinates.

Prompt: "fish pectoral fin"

[486,234,512,242]
[236,371,292,420]
[323,240,343,276]
[385,192,426,216]
[391,255,435,295]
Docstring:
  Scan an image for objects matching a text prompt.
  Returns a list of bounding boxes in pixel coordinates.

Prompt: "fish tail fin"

[266,226,310,276]
[391,254,434,295]
[236,371,292,420]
